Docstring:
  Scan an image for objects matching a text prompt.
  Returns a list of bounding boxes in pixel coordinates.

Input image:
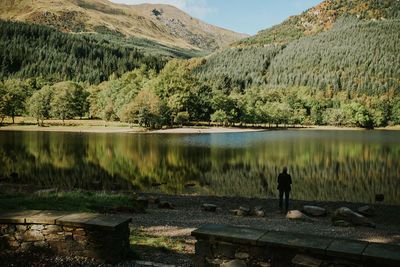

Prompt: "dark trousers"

[279,190,290,211]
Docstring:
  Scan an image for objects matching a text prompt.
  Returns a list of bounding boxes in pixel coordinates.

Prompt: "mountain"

[236,0,400,46]
[0,0,248,51]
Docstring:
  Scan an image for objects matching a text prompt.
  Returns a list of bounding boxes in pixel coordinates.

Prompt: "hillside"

[0,0,248,51]
[236,0,400,46]
[194,15,400,95]
[0,20,165,84]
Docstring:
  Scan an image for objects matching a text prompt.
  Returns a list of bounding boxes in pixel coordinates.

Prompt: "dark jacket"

[277,172,292,191]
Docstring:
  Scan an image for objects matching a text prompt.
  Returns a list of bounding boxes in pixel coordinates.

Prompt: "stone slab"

[362,243,400,265]
[56,213,131,229]
[86,214,132,230]
[191,224,267,245]
[55,213,102,228]
[258,231,332,254]
[0,210,41,223]
[26,211,71,225]
[326,239,368,260]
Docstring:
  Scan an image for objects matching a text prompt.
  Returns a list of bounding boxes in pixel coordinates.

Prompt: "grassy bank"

[0,190,146,213]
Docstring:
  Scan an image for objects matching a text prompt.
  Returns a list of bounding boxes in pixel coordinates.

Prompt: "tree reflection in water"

[0,130,399,204]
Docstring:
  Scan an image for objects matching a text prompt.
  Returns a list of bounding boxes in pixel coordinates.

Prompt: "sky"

[110,0,323,35]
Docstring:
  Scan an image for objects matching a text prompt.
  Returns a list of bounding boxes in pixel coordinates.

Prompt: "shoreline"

[1,187,399,266]
[129,192,400,266]
[1,124,400,134]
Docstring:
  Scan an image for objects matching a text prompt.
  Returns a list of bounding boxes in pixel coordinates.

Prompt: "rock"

[236,209,248,216]
[221,259,247,267]
[158,201,175,209]
[206,258,223,266]
[357,205,375,217]
[235,252,249,260]
[255,210,265,217]
[74,228,86,236]
[230,209,240,215]
[332,220,352,227]
[252,206,265,217]
[292,254,322,267]
[31,225,45,231]
[33,241,48,248]
[286,210,314,222]
[201,203,217,212]
[20,242,33,250]
[234,206,251,216]
[332,207,375,228]
[254,206,264,211]
[303,205,327,217]
[239,206,250,213]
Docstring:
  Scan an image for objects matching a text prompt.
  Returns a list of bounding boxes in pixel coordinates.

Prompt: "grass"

[130,227,185,256]
[0,190,146,213]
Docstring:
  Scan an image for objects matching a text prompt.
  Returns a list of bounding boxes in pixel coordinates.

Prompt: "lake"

[0,130,399,204]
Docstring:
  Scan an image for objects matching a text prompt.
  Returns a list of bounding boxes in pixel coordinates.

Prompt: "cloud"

[110,0,216,19]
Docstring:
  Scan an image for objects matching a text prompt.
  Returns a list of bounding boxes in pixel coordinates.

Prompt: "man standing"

[277,166,292,213]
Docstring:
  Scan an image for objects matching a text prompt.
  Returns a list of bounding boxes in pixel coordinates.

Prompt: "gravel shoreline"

[2,193,399,266]
[130,193,400,266]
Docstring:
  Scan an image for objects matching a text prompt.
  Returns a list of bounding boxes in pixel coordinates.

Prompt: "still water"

[0,130,399,204]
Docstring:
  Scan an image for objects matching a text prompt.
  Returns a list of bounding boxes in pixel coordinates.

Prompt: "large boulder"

[286,210,314,222]
[332,207,375,228]
[303,205,327,217]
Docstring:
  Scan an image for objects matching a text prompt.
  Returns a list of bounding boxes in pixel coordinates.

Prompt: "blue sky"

[110,0,323,35]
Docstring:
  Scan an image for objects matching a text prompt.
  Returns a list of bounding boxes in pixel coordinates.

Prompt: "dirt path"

[130,193,400,266]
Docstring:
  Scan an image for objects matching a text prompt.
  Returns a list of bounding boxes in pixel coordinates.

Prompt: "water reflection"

[0,130,399,204]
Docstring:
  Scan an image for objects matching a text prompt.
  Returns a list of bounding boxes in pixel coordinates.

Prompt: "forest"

[0,20,203,84]
[1,14,400,129]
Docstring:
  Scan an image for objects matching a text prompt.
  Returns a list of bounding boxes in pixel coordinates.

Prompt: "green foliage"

[120,88,166,129]
[267,16,400,95]
[210,109,229,125]
[0,82,10,124]
[391,97,400,125]
[130,227,185,254]
[0,190,145,213]
[0,20,165,84]
[1,79,32,123]
[50,81,89,123]
[28,86,53,126]
[89,67,155,121]
[194,46,284,92]
[174,111,189,125]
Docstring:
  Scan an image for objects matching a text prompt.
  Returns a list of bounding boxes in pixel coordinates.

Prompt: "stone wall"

[0,210,131,263]
[192,224,400,267]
